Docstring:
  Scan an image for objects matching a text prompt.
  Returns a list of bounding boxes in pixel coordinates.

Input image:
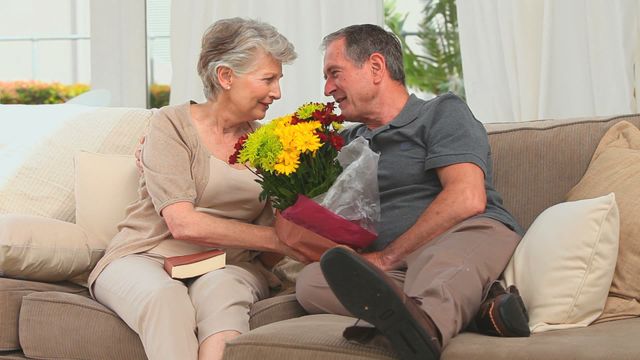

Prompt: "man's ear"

[369,53,386,84]
[216,66,233,89]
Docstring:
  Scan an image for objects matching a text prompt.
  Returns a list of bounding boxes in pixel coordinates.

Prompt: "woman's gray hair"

[322,24,405,85]
[197,18,297,100]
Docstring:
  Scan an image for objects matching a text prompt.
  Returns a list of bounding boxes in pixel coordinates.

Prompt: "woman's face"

[228,51,283,121]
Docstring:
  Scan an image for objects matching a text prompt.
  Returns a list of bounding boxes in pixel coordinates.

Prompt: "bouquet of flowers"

[229,102,380,260]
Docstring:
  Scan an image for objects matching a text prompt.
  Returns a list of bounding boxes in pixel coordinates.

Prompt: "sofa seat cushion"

[225,314,397,360]
[444,317,640,359]
[18,292,146,360]
[12,291,302,360]
[225,314,640,360]
[0,278,87,351]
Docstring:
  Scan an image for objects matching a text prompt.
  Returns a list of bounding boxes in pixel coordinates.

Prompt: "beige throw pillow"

[566,121,640,322]
[74,152,140,248]
[0,214,103,282]
[503,193,619,333]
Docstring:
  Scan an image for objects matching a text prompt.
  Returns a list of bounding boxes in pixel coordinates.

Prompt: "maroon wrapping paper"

[280,195,377,250]
[274,213,339,262]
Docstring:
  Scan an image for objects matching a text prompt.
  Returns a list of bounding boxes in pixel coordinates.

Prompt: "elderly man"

[295,24,528,360]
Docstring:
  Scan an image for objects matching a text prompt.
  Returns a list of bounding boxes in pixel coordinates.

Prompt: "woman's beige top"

[87,102,274,294]
[149,156,264,257]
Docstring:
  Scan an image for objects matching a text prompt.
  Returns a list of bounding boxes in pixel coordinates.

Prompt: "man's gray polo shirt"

[341,93,522,251]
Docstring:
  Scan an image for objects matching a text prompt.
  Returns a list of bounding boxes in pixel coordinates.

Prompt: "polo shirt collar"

[388,93,421,128]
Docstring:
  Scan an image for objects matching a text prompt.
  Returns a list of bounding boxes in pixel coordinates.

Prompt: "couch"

[1,103,639,360]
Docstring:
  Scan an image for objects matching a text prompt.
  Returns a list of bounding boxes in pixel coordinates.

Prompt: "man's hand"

[361,250,401,272]
[134,136,145,174]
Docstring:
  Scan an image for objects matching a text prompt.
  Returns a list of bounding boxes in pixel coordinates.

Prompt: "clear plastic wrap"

[314,136,380,233]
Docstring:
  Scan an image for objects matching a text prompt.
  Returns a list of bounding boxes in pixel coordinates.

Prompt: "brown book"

[163,249,226,279]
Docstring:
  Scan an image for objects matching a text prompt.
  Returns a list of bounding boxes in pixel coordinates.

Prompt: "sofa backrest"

[485,113,640,231]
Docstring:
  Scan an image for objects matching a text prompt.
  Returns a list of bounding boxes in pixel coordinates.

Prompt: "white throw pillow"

[0,214,103,282]
[74,151,140,248]
[503,193,619,333]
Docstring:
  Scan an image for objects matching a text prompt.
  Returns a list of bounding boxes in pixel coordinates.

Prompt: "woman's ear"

[216,66,233,90]
[369,53,386,84]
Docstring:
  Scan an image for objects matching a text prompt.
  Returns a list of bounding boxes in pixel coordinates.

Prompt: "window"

[147,0,171,108]
[0,0,91,104]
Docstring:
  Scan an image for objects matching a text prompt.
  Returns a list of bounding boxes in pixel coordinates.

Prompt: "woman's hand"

[273,237,311,264]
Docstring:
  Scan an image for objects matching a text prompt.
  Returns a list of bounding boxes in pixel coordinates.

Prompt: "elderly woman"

[88,18,302,360]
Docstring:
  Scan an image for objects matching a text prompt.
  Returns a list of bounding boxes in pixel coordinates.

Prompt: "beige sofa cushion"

[566,121,640,322]
[225,314,396,360]
[0,215,103,283]
[74,152,139,248]
[19,292,146,360]
[224,314,640,360]
[12,291,304,359]
[0,107,151,223]
[503,194,619,333]
[442,317,640,360]
[0,278,87,351]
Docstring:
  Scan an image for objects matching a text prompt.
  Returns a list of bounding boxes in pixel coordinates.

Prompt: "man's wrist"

[380,249,402,269]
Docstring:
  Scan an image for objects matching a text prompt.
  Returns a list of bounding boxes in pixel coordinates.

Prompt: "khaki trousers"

[295,217,521,347]
[93,254,269,360]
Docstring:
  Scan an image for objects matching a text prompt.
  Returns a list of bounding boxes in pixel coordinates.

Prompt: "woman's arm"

[162,202,307,261]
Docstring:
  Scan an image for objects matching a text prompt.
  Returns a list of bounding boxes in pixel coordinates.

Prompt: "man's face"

[323,38,373,121]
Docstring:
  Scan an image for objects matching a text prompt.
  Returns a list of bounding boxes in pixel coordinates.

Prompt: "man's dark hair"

[322,24,405,85]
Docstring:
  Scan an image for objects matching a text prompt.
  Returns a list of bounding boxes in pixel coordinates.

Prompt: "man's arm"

[363,162,486,271]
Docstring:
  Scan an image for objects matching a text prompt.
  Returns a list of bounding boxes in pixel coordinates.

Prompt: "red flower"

[234,134,248,150]
[316,131,329,142]
[228,152,238,164]
[330,133,345,151]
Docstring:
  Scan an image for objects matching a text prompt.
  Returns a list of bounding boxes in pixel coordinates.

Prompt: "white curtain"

[458,0,640,123]
[169,0,384,118]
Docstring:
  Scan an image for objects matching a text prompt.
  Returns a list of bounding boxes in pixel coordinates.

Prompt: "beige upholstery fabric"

[227,314,640,360]
[442,317,640,360]
[0,108,151,222]
[503,194,619,332]
[485,114,640,230]
[19,292,146,360]
[225,314,396,360]
[74,152,139,248]
[0,351,27,359]
[0,278,87,351]
[248,293,307,329]
[566,121,640,322]
[0,214,103,282]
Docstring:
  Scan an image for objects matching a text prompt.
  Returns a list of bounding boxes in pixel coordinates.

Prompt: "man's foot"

[320,247,442,360]
[474,281,530,337]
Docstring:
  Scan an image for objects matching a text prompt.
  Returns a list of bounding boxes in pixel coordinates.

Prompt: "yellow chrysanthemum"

[274,147,300,175]
[292,121,322,153]
[331,121,344,131]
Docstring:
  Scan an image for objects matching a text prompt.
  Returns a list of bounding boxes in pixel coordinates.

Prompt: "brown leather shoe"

[473,281,530,337]
[320,247,442,360]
